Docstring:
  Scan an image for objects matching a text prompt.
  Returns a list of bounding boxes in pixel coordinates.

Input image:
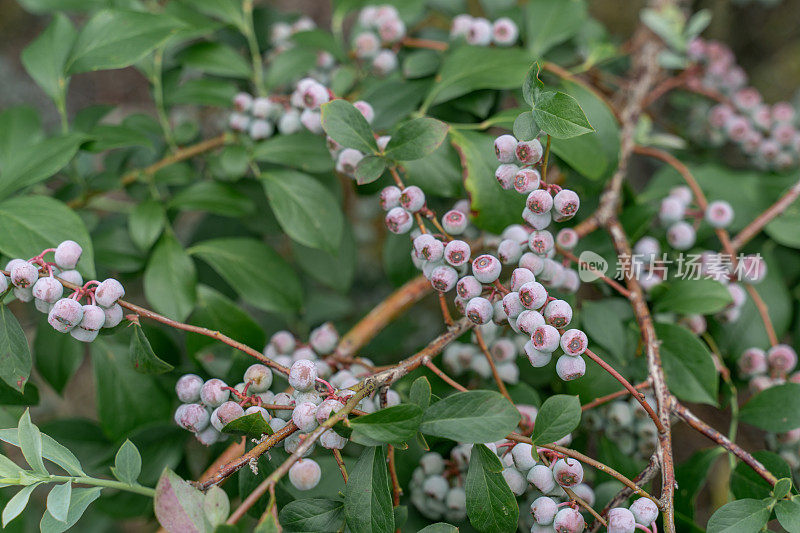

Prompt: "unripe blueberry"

[552,458,583,487]
[319,429,348,449]
[495,164,519,189]
[502,224,529,244]
[233,92,253,112]
[244,405,270,423]
[372,49,398,75]
[243,364,273,393]
[510,268,536,292]
[176,374,204,403]
[271,392,295,420]
[634,237,661,264]
[176,403,210,432]
[457,276,482,300]
[519,252,545,276]
[54,240,83,270]
[728,283,746,309]
[659,196,686,223]
[629,497,659,525]
[513,168,541,195]
[14,287,33,302]
[491,299,507,325]
[378,17,405,43]
[472,254,501,283]
[502,467,527,495]
[768,344,797,374]
[562,269,580,293]
[385,207,413,234]
[251,97,279,119]
[528,230,554,256]
[300,81,330,110]
[532,325,560,352]
[94,278,125,307]
[556,355,586,381]
[531,496,558,525]
[211,401,244,431]
[444,240,471,267]
[414,234,444,262]
[353,31,380,58]
[497,239,522,264]
[494,134,518,163]
[553,189,580,218]
[492,17,518,45]
[309,322,338,355]
[289,359,317,392]
[515,139,543,165]
[573,483,595,507]
[423,475,449,500]
[70,304,105,342]
[465,297,493,325]
[522,208,552,230]
[48,298,84,333]
[556,228,579,250]
[300,109,322,134]
[200,378,230,408]
[666,221,696,250]
[316,398,345,425]
[353,100,374,123]
[544,299,573,328]
[380,186,402,210]
[292,401,319,433]
[422,259,444,279]
[32,277,63,303]
[526,189,553,215]
[289,459,321,490]
[278,109,302,135]
[511,442,536,470]
[560,329,588,356]
[519,281,547,310]
[738,347,767,376]
[466,17,492,46]
[445,487,466,511]
[441,209,468,235]
[293,390,321,406]
[491,341,516,365]
[450,13,473,38]
[502,292,525,319]
[336,148,364,177]
[284,431,315,456]
[525,341,553,367]
[430,265,458,292]
[739,254,767,284]
[249,119,274,140]
[10,262,38,289]
[517,310,545,336]
[607,507,636,533]
[705,200,734,228]
[527,464,556,493]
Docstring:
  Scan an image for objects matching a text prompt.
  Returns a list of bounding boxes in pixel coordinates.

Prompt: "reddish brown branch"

[581,380,651,411]
[744,284,779,347]
[424,360,468,391]
[732,178,800,250]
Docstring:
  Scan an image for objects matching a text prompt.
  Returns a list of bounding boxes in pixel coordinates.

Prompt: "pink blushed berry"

[528,230,554,256]
[233,92,253,112]
[400,186,426,213]
[768,344,797,374]
[502,292,524,319]
[497,239,522,264]
[634,237,661,263]
[553,507,585,533]
[666,221,696,250]
[414,234,444,262]
[336,148,364,177]
[200,378,230,408]
[450,14,473,38]
[739,254,767,284]
[738,347,767,376]
[607,507,636,533]
[494,135,518,163]
[519,252,545,276]
[532,324,560,353]
[630,498,659,525]
[309,322,338,355]
[510,268,536,292]
[556,355,586,381]
[10,262,38,289]
[292,401,319,433]
[252,97,279,119]
[102,303,123,328]
[289,359,318,392]
[211,401,244,431]
[527,464,556,493]
[245,405,270,423]
[444,240,471,267]
[495,163,519,189]
[95,278,125,307]
[176,374,204,403]
[385,207,413,234]
[492,17,518,46]
[560,329,588,356]
[544,299,573,328]
[244,364,273,392]
[176,403,210,433]
[289,458,321,490]
[300,109,323,134]
[517,309,545,336]
[32,277,63,303]
[300,81,330,110]
[553,458,583,487]
[519,281,547,310]
[430,265,458,292]
[531,496,558,525]
[471,254,501,283]
[465,297,493,325]
[278,109,302,135]
[659,196,686,224]
[380,186,402,210]
[514,168,541,194]
[48,298,83,333]
[456,275,482,299]
[522,208,552,230]
[515,139,543,164]
[553,189,580,218]
[525,341,552,367]
[705,200,734,228]
[249,119,274,140]
[353,32,380,59]
[372,50,398,75]
[353,101,374,124]
[490,338,516,363]
[502,467,526,496]
[54,240,82,270]
[229,112,249,132]
[441,209,468,235]
[527,189,553,214]
[315,398,344,425]
[70,304,105,342]
[378,18,405,44]
[466,18,492,46]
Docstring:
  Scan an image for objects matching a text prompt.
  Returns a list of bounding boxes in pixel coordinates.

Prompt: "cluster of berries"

[657,185,734,250]
[686,38,800,170]
[3,241,124,342]
[442,325,522,385]
[583,397,659,464]
[603,499,660,533]
[450,14,519,47]
[350,5,406,75]
[738,344,799,393]
[269,16,317,51]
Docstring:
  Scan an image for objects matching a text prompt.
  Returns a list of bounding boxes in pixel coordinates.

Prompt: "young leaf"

[278,498,344,532]
[18,409,46,474]
[730,451,790,501]
[409,377,431,409]
[143,232,197,321]
[112,439,142,485]
[350,404,423,444]
[128,200,166,251]
[129,324,174,374]
[656,323,718,405]
[524,0,587,57]
[383,118,449,161]
[530,395,581,445]
[253,131,334,173]
[532,90,594,139]
[420,390,521,443]
[203,485,230,527]
[740,383,800,433]
[775,497,800,532]
[39,487,101,533]
[706,498,770,533]
[46,482,72,523]
[654,279,733,315]
[0,306,32,393]
[2,482,41,527]
[522,63,544,107]
[465,444,518,533]
[344,446,394,533]
[354,156,386,185]
[154,468,209,533]
[221,412,274,438]
[513,111,539,141]
[320,99,378,154]
[20,13,76,102]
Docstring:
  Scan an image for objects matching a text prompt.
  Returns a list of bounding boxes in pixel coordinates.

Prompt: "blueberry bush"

[1,0,800,532]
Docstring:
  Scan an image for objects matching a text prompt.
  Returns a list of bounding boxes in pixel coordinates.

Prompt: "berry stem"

[387,445,401,508]
[474,328,513,402]
[580,380,651,411]
[332,449,348,483]
[438,292,454,327]
[731,177,800,250]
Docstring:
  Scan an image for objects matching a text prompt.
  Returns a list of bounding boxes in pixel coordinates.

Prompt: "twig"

[424,360,468,392]
[196,439,246,484]
[744,284,779,347]
[333,449,348,483]
[438,292,454,327]
[388,445,401,507]
[474,328,512,402]
[400,36,448,51]
[581,380,651,411]
[557,247,631,297]
[590,454,661,532]
[732,178,800,250]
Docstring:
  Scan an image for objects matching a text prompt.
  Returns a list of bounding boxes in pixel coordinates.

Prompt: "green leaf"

[253,131,334,173]
[418,524,459,533]
[320,99,377,154]
[177,41,251,78]
[128,200,166,251]
[0,106,43,169]
[674,447,725,521]
[204,485,229,527]
[654,279,733,315]
[403,141,464,198]
[129,324,173,374]
[706,498,770,533]
[450,129,527,233]
[513,111,539,141]
[21,13,76,102]
[422,45,531,110]
[580,299,628,364]
[530,394,581,445]
[2,483,41,527]
[154,468,210,533]
[112,439,142,485]
[170,181,255,217]
[465,444,518,533]
[39,487,101,533]
[532,90,594,139]
[420,390,521,443]
[179,0,244,28]
[402,50,441,79]
[773,477,792,500]
[524,0,587,56]
[46,482,71,523]
[740,383,800,433]
[187,285,265,359]
[167,78,238,107]
[279,498,344,533]
[0,195,95,277]
[776,497,800,532]
[409,377,431,409]
[221,412,273,438]
[262,169,344,253]
[731,451,790,500]
[291,223,356,292]
[0,428,85,476]
[655,322,718,405]
[354,156,386,185]
[0,133,86,200]
[765,199,800,248]
[18,410,46,474]
[190,238,302,313]
[344,446,394,533]
[67,9,184,73]
[265,47,318,90]
[0,306,32,393]
[85,124,153,152]
[350,404,422,444]
[144,232,197,321]
[384,118,449,161]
